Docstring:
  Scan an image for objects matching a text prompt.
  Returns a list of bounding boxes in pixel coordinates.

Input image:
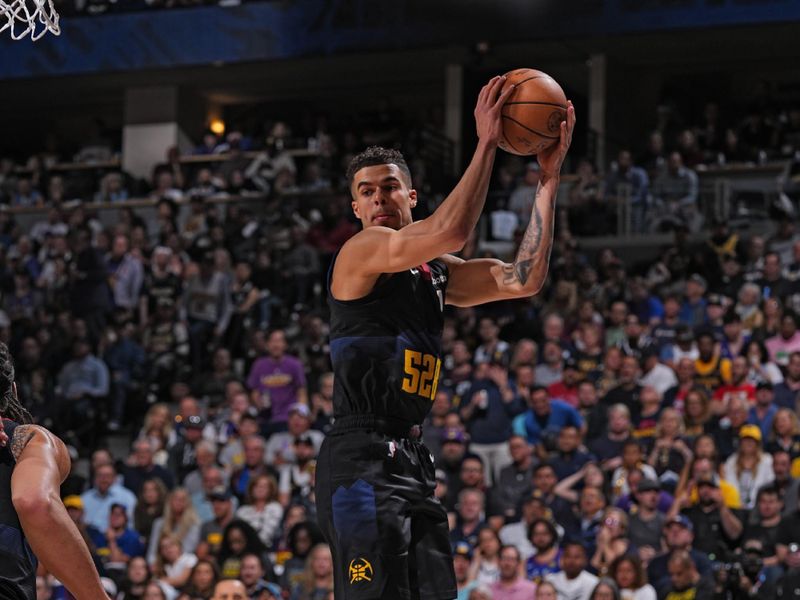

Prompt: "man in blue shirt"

[604,150,650,233]
[87,503,145,578]
[81,463,137,530]
[512,386,583,447]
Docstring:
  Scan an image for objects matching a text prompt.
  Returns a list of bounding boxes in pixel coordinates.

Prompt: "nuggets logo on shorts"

[349,558,374,584]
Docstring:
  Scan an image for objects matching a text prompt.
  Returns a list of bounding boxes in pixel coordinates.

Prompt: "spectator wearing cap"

[278,434,316,508]
[646,516,712,593]
[535,341,565,388]
[264,403,324,468]
[678,457,741,511]
[121,439,175,496]
[230,435,273,503]
[546,541,598,600]
[81,463,138,531]
[87,502,146,578]
[723,424,774,508]
[168,414,207,484]
[490,544,537,600]
[748,380,779,440]
[774,351,800,411]
[197,485,236,559]
[679,274,708,330]
[547,357,581,408]
[460,359,524,486]
[680,472,744,561]
[766,313,800,368]
[453,541,478,600]
[439,427,469,486]
[639,350,677,398]
[704,294,727,341]
[246,329,308,435]
[627,479,666,557]
[512,385,583,449]
[693,330,732,395]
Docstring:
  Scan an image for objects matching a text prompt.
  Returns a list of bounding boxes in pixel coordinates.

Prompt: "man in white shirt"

[639,350,677,396]
[546,542,598,600]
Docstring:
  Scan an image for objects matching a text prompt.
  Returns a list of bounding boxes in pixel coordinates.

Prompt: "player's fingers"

[492,83,515,111]
[478,76,501,105]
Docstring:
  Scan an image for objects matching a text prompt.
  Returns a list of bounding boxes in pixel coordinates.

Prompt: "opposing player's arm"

[444,102,575,307]
[335,77,514,281]
[10,425,107,600]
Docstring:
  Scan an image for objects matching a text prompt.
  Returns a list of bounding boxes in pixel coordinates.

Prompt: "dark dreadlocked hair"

[0,343,32,424]
[345,146,412,188]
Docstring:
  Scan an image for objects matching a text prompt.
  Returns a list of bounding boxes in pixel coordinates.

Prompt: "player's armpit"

[441,255,537,307]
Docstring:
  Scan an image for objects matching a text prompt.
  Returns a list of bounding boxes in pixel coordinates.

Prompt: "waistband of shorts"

[331,414,423,440]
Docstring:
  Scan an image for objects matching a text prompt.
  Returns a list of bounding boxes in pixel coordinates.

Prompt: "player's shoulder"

[10,424,64,462]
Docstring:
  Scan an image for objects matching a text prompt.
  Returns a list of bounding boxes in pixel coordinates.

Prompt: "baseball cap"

[453,541,474,560]
[288,403,311,418]
[257,582,283,598]
[294,433,315,447]
[676,326,694,343]
[435,469,447,484]
[688,273,707,288]
[739,424,763,442]
[207,485,232,501]
[441,428,467,444]
[184,415,205,429]
[696,473,720,489]
[756,380,773,391]
[664,515,694,531]
[63,495,83,510]
[707,294,724,307]
[637,478,661,493]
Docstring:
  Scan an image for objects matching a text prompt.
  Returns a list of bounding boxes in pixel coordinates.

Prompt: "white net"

[0,0,60,40]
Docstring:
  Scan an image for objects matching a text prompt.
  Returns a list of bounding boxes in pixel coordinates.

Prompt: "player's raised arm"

[443,101,576,307]
[332,76,515,299]
[10,425,107,600]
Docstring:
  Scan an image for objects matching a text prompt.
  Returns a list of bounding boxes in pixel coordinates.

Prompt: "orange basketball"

[498,68,567,156]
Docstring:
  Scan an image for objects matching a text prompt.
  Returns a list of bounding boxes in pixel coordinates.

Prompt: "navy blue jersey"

[0,419,37,600]
[328,256,449,424]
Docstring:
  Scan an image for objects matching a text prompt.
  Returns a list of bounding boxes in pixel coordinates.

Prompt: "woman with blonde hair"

[735,283,764,335]
[648,408,692,490]
[137,403,177,463]
[590,508,632,576]
[147,488,201,565]
[289,543,334,600]
[766,408,800,458]
[722,425,774,508]
[235,474,284,547]
[153,535,197,591]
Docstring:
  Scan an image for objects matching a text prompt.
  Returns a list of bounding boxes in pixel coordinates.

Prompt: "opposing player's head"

[0,343,32,424]
[346,146,416,231]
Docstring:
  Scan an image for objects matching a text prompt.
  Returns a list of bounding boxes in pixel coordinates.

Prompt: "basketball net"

[0,0,60,41]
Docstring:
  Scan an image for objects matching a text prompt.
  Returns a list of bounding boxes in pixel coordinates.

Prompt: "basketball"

[498,68,568,156]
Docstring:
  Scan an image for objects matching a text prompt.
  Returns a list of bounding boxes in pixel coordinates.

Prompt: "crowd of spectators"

[2,90,799,600]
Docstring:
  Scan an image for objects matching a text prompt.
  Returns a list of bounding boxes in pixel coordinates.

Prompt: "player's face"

[350,163,417,230]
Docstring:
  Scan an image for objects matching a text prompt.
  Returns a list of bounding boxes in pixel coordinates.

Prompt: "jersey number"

[401,350,441,400]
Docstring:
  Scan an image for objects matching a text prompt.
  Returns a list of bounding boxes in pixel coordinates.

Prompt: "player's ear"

[409,188,418,208]
[351,199,361,218]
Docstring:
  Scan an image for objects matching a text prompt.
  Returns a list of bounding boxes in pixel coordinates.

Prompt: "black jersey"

[328,255,449,424]
[0,419,37,600]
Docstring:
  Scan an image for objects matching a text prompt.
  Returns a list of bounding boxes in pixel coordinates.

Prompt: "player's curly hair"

[0,343,32,424]
[346,146,412,187]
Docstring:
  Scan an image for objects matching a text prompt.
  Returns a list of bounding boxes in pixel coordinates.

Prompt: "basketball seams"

[501,115,560,140]
[504,101,567,109]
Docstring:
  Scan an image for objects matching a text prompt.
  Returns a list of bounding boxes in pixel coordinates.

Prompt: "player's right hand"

[474,75,515,146]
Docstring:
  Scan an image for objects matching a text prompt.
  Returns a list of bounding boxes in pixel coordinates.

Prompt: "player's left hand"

[537,100,575,180]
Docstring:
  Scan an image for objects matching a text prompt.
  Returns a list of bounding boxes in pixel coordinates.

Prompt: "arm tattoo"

[10,425,36,462]
[507,188,552,287]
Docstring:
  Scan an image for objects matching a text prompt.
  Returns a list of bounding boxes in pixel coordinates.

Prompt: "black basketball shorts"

[316,427,456,600]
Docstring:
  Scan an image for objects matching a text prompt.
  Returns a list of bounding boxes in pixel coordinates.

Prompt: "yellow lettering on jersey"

[402,349,441,400]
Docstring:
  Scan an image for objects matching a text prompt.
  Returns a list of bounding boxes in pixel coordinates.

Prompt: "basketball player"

[0,343,107,598]
[316,75,574,599]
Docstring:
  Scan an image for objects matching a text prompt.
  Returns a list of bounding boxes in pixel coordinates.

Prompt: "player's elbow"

[13,491,57,521]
